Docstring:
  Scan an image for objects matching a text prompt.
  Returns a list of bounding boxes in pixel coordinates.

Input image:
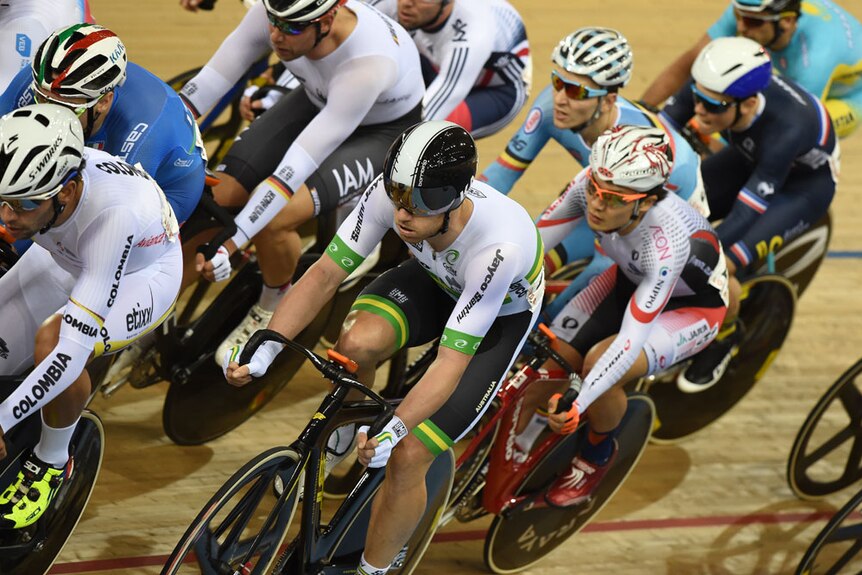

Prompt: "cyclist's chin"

[272,46,300,61]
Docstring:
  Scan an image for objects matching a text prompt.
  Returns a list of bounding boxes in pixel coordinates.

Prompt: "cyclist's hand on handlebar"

[357,416,408,468]
[240,90,261,123]
[547,393,581,435]
[196,245,232,282]
[223,340,282,386]
[0,429,6,460]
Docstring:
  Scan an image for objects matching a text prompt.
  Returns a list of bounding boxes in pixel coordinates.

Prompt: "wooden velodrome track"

[46,0,862,573]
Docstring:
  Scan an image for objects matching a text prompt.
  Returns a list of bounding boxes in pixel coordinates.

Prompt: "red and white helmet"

[589,125,673,192]
[32,24,127,100]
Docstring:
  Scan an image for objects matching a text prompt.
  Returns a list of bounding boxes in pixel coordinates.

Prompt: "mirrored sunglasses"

[0,198,44,213]
[267,12,316,35]
[587,172,647,207]
[550,71,608,101]
[690,82,736,114]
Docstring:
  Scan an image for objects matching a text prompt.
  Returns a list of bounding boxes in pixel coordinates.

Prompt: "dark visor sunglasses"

[691,83,737,114]
[550,71,608,100]
[734,9,794,28]
[267,12,316,35]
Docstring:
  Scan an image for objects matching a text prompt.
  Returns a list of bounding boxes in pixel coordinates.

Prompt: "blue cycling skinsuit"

[709,0,862,137]
[0,63,206,226]
[661,74,839,275]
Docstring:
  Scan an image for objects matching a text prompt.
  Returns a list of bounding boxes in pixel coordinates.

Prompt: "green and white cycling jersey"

[326,175,545,354]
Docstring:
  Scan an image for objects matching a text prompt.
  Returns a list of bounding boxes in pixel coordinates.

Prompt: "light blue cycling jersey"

[709,0,862,137]
[0,62,205,224]
[480,85,700,200]
[480,84,706,322]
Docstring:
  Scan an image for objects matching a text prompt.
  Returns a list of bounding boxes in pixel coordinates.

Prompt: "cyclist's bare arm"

[640,33,711,107]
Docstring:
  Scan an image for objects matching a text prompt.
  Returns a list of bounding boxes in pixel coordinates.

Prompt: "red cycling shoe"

[545,440,618,508]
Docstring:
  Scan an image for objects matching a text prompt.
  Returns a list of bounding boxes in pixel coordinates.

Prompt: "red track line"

[48,510,843,574]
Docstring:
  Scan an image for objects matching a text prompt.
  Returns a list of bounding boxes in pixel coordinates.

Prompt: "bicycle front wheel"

[161,447,302,575]
[795,487,862,574]
[788,356,862,500]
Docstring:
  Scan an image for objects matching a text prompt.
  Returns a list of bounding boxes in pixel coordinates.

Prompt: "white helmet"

[0,105,85,200]
[264,0,343,21]
[552,27,633,88]
[731,0,801,14]
[33,24,127,100]
[590,125,673,193]
[691,37,772,99]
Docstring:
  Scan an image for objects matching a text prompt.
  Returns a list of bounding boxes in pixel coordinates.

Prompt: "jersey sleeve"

[576,232,687,410]
[0,66,34,116]
[422,19,495,121]
[0,207,141,434]
[536,170,588,252]
[440,242,524,355]
[231,56,398,245]
[179,1,272,116]
[478,87,555,195]
[325,176,393,275]
[707,5,737,39]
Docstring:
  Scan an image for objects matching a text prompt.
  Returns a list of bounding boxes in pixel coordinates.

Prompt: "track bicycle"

[161,329,454,575]
[794,485,862,574]
[426,324,655,574]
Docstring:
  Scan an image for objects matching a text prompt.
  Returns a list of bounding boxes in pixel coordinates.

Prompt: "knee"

[212,174,249,208]
[335,312,394,369]
[386,435,434,486]
[34,316,61,364]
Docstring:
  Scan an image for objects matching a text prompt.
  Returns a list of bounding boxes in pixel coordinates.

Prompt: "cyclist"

[366,0,531,138]
[512,125,728,507]
[660,36,838,390]
[0,23,207,230]
[641,0,862,139]
[0,0,94,89]
[0,104,182,528]
[481,27,709,323]
[224,120,544,575]
[184,0,423,363]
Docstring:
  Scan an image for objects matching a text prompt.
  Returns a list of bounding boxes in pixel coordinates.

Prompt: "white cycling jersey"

[367,0,531,121]
[327,176,545,352]
[180,0,423,245]
[0,0,91,89]
[538,169,729,410]
[0,147,181,433]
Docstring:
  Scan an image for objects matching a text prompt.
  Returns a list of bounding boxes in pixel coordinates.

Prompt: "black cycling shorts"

[219,88,421,216]
[352,259,535,456]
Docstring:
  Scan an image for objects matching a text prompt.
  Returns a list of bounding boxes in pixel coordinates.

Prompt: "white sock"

[327,423,357,456]
[34,414,80,468]
[259,282,291,312]
[514,411,548,454]
[357,553,390,575]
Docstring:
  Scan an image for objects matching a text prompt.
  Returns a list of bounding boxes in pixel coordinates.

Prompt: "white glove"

[210,245,232,282]
[358,415,409,468]
[222,339,283,378]
[242,84,285,114]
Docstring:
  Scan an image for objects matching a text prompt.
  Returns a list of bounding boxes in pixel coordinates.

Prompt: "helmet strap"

[432,210,452,237]
[39,195,66,235]
[568,96,604,135]
[83,106,98,140]
[765,21,782,49]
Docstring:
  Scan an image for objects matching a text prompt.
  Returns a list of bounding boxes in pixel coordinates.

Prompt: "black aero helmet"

[384,121,477,216]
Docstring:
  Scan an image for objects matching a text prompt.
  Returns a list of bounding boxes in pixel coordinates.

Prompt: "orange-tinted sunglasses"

[587,170,647,207]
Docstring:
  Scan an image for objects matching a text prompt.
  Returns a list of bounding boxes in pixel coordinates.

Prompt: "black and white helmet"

[264,0,343,21]
[383,121,477,216]
[32,23,127,100]
[552,27,633,89]
[590,125,673,192]
[0,105,84,200]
